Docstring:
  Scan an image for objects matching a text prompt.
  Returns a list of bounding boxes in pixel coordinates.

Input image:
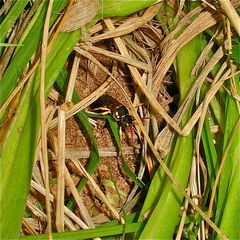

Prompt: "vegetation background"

[0,0,239,239]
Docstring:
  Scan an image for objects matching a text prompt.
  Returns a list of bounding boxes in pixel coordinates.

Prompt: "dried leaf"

[61,0,100,32]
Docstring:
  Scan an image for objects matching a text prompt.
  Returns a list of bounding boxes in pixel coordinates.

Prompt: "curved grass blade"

[86,112,145,188]
[54,72,100,209]
[106,116,145,188]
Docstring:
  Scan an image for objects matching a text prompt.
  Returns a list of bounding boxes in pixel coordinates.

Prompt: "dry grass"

[1,0,239,239]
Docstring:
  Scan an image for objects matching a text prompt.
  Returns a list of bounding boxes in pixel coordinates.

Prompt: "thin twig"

[49,146,140,159]
[64,166,95,228]
[176,187,190,240]
[80,44,149,71]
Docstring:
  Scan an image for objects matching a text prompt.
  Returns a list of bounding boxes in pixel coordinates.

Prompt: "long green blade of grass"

[0,29,81,239]
[20,213,141,239]
[20,222,144,240]
[106,116,145,188]
[214,76,240,239]
[138,34,204,238]
[0,0,29,53]
[0,1,69,109]
[202,119,218,191]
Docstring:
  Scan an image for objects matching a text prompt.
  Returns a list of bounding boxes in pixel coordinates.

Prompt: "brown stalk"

[218,0,240,36]
[175,187,190,240]
[39,0,54,238]
[55,109,66,232]
[64,167,95,228]
[65,53,81,103]
[81,44,149,71]
[49,146,139,159]
[22,218,38,235]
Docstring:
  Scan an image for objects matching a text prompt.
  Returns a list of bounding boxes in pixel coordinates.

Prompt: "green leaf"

[98,0,157,18]
[214,76,240,239]
[138,32,203,239]
[20,212,140,239]
[19,222,144,240]
[0,1,69,109]
[100,115,145,188]
[230,38,240,63]
[138,133,194,238]
[0,74,40,239]
[201,119,218,191]
[0,29,81,240]
[0,0,29,53]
